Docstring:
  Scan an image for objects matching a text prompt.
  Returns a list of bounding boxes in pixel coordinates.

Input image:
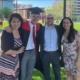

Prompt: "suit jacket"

[39,24,61,58]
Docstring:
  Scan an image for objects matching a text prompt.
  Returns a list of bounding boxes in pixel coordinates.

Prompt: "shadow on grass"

[32,65,66,80]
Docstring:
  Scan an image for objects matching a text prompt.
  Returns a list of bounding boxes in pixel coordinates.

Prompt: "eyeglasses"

[47,17,54,20]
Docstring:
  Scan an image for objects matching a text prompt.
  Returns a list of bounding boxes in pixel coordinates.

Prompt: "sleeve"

[61,35,64,43]
[76,32,80,42]
[1,31,12,52]
[19,27,24,42]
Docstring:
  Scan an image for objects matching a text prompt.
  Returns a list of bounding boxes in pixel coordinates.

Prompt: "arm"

[5,47,25,55]
[5,50,20,55]
[77,43,80,61]
[76,32,80,68]
[76,42,80,69]
[4,26,11,33]
[1,31,25,55]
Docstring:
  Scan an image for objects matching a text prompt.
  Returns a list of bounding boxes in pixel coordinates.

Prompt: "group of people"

[0,7,80,80]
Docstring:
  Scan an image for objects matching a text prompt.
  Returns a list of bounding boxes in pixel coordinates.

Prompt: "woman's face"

[63,19,71,30]
[11,17,21,30]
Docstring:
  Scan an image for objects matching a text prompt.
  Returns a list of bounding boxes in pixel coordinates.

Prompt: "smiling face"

[63,18,71,30]
[30,14,40,25]
[46,14,54,26]
[10,17,21,30]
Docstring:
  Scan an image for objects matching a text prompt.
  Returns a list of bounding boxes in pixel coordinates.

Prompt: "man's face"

[30,14,40,24]
[46,14,54,26]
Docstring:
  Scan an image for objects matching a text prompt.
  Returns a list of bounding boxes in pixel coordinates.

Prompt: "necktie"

[33,26,37,54]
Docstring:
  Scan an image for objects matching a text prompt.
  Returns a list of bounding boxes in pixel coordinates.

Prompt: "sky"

[14,0,60,7]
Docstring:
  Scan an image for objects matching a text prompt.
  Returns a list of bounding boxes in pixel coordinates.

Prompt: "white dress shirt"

[26,21,36,50]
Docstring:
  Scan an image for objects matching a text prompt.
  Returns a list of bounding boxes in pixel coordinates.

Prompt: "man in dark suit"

[39,14,61,80]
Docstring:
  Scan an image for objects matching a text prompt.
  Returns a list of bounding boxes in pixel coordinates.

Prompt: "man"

[20,7,44,80]
[39,14,61,80]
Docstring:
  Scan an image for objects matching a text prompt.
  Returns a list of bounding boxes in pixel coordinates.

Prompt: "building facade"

[67,0,80,19]
[73,0,80,17]
[0,0,2,10]
[14,4,32,19]
[0,0,14,10]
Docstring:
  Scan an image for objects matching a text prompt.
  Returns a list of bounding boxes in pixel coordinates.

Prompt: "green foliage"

[0,9,3,18]
[45,1,63,20]
[45,0,76,20]
[0,7,13,19]
[3,7,13,19]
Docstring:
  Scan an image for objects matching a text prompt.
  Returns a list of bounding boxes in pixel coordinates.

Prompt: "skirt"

[0,54,19,80]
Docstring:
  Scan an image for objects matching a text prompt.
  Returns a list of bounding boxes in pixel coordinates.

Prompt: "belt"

[44,50,58,54]
[25,49,34,51]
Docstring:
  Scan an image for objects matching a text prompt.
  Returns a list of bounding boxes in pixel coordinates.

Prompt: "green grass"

[74,23,80,31]
[32,65,66,80]
[0,21,9,30]
[0,21,80,31]
[55,22,80,31]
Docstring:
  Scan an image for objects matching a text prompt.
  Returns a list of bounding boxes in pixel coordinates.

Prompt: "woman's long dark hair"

[59,17,77,43]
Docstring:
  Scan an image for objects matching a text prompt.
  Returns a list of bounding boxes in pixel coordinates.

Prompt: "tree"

[0,9,3,18]
[3,7,13,19]
[45,1,63,20]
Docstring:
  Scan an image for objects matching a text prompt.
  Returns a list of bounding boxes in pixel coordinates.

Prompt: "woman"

[59,17,80,80]
[0,13,25,80]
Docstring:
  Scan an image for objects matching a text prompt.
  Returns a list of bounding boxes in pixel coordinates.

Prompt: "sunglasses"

[47,17,54,20]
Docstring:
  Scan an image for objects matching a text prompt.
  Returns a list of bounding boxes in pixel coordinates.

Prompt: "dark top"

[1,30,23,53]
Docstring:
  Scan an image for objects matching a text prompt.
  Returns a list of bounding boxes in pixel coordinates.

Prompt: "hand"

[4,27,11,33]
[18,46,25,54]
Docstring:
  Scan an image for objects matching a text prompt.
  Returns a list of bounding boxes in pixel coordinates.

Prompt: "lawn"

[0,21,80,31]
[74,23,80,31]
[32,66,66,80]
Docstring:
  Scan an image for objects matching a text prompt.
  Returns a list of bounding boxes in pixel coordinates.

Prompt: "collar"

[45,24,55,29]
[29,21,36,27]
